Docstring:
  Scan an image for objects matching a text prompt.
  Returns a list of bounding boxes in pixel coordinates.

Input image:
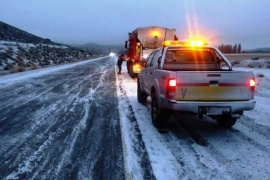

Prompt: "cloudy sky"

[1,0,270,49]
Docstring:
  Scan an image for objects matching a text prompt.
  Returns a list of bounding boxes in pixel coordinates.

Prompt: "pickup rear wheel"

[151,94,169,128]
[131,73,137,78]
[137,80,147,103]
[216,115,237,128]
[130,69,137,78]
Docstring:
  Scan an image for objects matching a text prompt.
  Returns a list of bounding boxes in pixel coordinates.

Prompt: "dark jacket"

[117,55,125,66]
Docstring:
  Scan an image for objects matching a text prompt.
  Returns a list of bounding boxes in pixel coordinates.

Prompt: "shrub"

[17,66,25,72]
[4,64,18,73]
[30,63,40,70]
[257,73,264,78]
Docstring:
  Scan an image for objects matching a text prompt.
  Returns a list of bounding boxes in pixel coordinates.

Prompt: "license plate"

[207,108,222,115]
[206,107,230,115]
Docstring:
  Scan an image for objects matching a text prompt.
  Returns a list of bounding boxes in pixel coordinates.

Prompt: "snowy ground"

[0,56,269,179]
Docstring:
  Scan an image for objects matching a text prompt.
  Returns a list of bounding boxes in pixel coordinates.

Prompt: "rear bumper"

[166,100,256,114]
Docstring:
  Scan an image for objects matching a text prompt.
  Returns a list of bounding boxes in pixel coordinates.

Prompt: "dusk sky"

[1,0,270,50]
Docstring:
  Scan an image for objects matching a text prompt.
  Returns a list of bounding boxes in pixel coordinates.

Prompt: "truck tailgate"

[175,71,253,101]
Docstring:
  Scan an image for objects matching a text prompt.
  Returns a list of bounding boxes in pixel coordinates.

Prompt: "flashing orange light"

[151,30,161,38]
[190,40,206,46]
[133,64,141,68]
[163,41,185,46]
[163,40,207,47]
[163,41,172,46]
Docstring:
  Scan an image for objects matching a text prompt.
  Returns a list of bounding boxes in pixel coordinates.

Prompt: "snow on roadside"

[0,57,104,87]
[233,67,270,126]
[234,59,270,69]
[114,57,186,179]
[0,41,68,50]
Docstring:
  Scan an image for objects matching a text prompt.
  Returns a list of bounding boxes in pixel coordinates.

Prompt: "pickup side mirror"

[142,60,147,67]
[125,41,128,49]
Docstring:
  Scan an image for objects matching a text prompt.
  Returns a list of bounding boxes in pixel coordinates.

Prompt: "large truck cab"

[125,26,177,78]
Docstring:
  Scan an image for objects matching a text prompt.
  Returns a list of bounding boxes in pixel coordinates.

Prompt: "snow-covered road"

[0,57,125,179]
[0,56,269,180]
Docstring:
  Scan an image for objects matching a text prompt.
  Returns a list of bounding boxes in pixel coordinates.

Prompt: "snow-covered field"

[0,56,269,179]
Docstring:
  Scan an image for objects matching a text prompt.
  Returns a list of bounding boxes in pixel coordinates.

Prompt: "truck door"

[140,51,156,94]
[144,50,161,92]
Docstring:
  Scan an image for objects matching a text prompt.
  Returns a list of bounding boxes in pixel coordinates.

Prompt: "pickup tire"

[131,72,137,78]
[216,115,237,128]
[151,93,169,128]
[137,80,147,103]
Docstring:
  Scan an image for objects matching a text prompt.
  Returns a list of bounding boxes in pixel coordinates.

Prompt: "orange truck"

[125,26,178,78]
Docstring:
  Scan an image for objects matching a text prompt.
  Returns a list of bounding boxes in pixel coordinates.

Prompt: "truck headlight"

[143,54,149,59]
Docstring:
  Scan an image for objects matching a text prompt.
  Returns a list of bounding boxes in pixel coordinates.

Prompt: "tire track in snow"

[116,72,155,180]
[161,131,235,180]
[0,57,125,179]
[2,68,98,179]
[236,115,270,150]
[157,115,235,179]
[167,114,269,179]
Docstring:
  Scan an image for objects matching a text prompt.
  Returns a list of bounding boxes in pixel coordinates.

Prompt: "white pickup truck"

[137,41,256,128]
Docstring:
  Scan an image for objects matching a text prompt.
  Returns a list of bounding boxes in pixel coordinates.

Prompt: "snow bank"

[233,59,270,69]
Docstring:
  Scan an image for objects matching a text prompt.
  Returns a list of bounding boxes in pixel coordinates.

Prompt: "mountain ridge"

[0,21,56,44]
[0,21,93,75]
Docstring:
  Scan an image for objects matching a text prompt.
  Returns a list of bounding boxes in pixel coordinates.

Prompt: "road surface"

[0,56,269,180]
[0,57,127,179]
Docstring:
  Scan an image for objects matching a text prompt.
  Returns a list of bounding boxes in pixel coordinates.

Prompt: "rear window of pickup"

[163,48,221,71]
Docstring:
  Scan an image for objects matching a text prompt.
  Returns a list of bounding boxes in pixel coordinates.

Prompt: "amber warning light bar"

[163,40,207,47]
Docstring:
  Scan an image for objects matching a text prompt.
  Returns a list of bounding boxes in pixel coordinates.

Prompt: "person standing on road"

[117,54,125,74]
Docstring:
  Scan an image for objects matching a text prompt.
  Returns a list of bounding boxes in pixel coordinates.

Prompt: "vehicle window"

[163,48,220,71]
[145,51,155,67]
[212,50,223,61]
[150,50,161,67]
[164,49,216,64]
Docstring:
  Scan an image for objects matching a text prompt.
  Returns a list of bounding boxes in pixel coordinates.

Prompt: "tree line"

[217,43,241,53]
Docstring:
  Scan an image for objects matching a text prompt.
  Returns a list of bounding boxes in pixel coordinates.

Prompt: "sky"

[0,0,270,50]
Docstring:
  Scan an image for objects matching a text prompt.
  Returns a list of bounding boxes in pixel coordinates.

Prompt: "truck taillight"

[249,79,256,90]
[166,78,176,99]
[169,79,176,87]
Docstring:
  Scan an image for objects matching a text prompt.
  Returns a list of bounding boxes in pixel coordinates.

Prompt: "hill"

[0,21,55,44]
[0,21,93,75]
